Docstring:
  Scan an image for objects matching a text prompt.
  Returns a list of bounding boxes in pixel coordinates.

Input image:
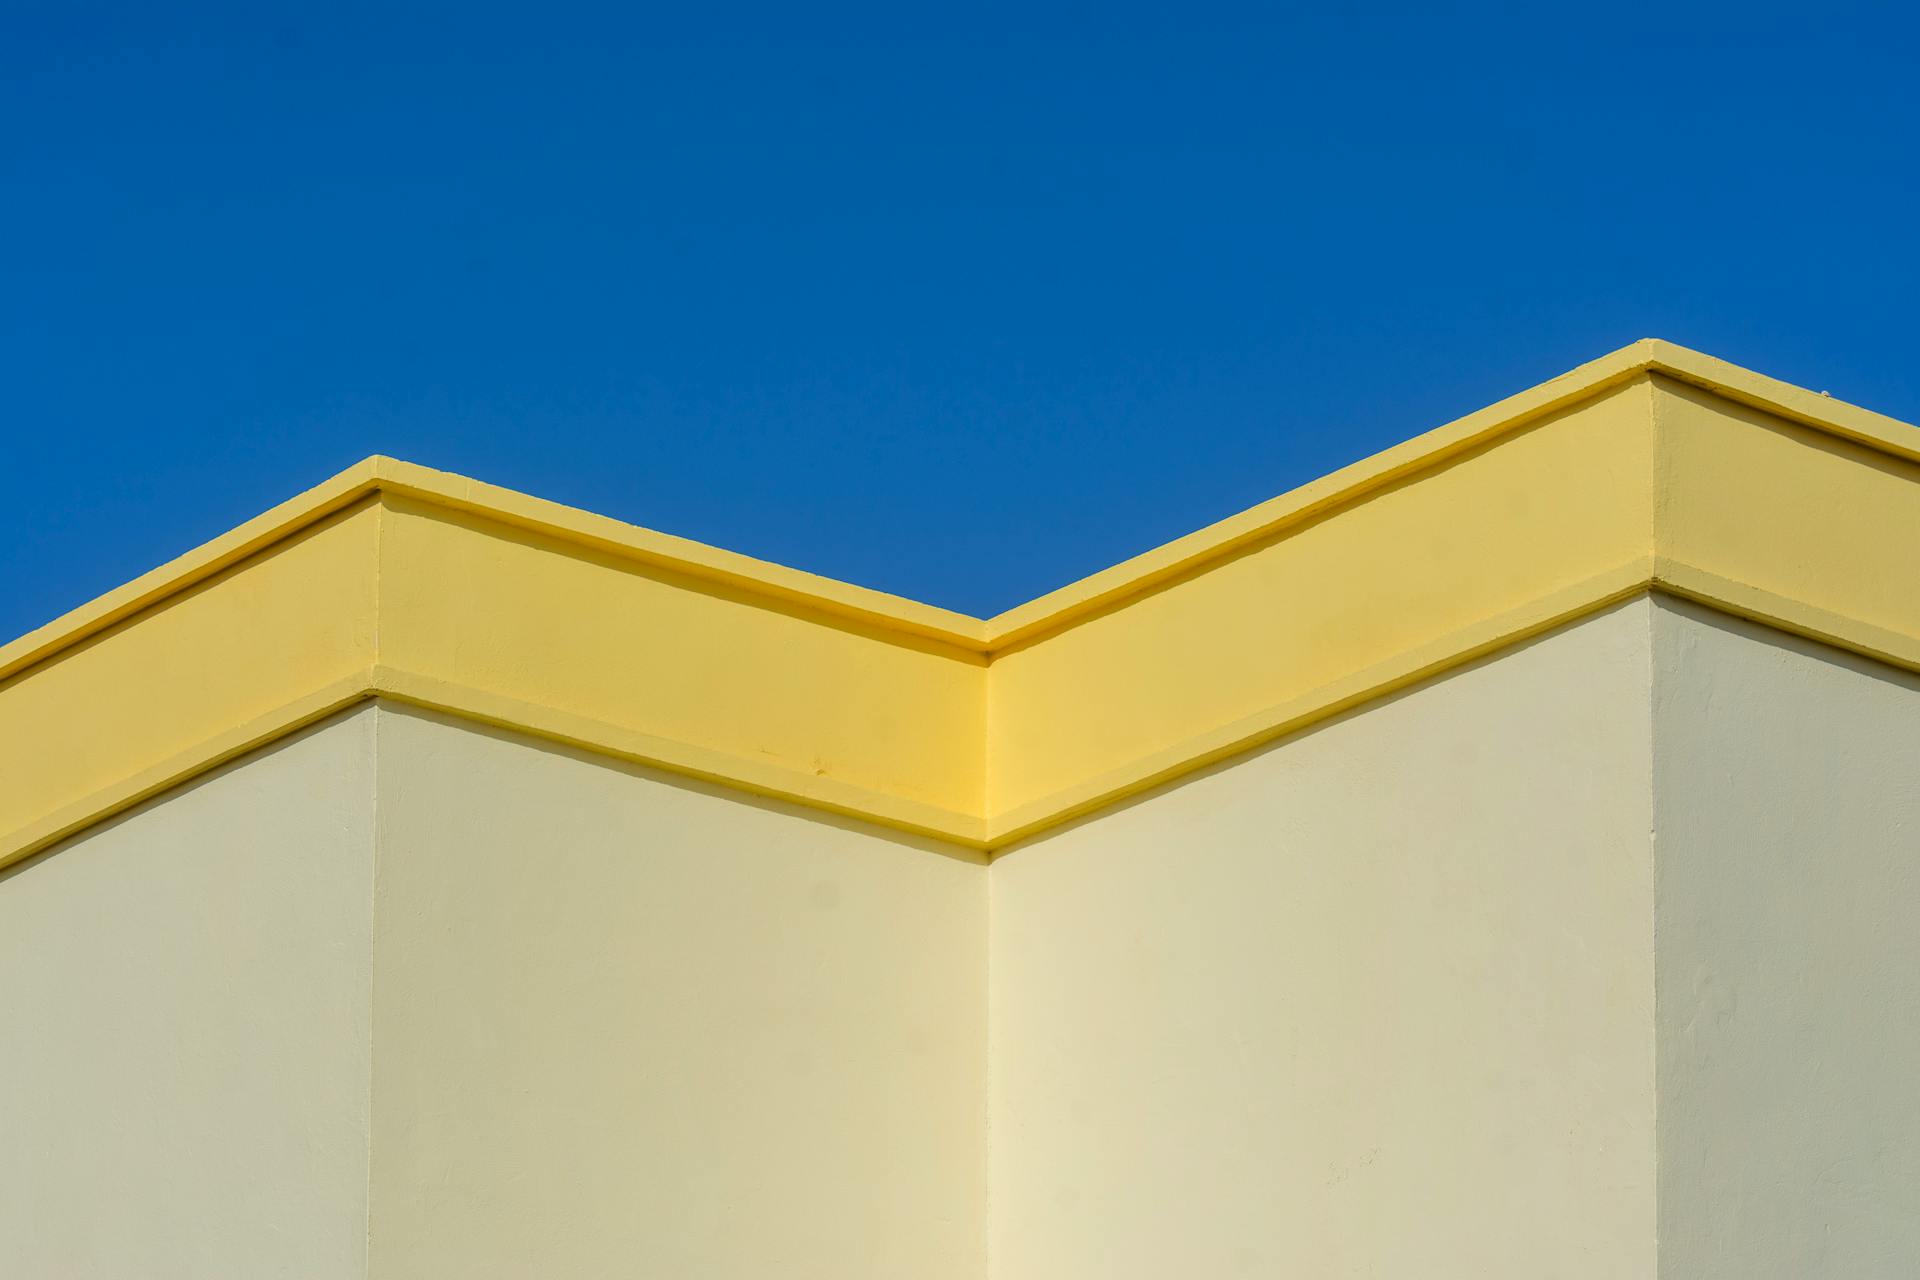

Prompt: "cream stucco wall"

[987,601,1659,1278]
[10,596,1920,1278]
[0,703,987,1280]
[365,706,987,1280]
[0,709,376,1279]
[1653,601,1920,1277]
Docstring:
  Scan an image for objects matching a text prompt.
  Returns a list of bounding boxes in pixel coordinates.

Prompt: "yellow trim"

[1,501,382,865]
[3,677,378,877]
[984,376,1662,819]
[4,339,1919,866]
[367,664,988,845]
[987,559,1658,849]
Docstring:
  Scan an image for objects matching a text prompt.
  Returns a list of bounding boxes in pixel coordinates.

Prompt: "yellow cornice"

[5,340,1919,866]
[985,339,1920,649]
[0,455,989,683]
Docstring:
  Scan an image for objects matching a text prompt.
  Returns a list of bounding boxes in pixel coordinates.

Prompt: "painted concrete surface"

[988,601,1659,1278]
[0,709,376,1279]
[366,706,987,1280]
[7,596,1920,1277]
[1654,600,1920,1277]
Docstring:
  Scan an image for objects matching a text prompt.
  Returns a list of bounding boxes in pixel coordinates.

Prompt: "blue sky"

[5,3,1916,639]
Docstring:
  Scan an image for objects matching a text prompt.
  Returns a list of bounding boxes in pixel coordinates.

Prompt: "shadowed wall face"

[1654,601,1920,1278]
[0,709,377,1280]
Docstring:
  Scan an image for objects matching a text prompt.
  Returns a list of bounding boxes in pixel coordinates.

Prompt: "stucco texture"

[989,600,1660,1278]
[1654,600,1920,1277]
[0,708,376,1279]
[365,706,987,1280]
[8,598,1920,1277]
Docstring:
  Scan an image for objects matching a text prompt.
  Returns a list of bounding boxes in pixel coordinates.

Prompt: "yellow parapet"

[4,339,1920,866]
[0,498,383,866]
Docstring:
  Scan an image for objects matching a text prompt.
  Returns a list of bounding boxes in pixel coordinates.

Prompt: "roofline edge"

[11,340,1917,682]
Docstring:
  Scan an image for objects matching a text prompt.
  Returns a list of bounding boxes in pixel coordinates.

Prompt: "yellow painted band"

[4,340,1919,865]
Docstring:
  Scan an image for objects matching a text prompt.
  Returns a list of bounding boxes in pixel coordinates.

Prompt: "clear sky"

[5,3,1916,641]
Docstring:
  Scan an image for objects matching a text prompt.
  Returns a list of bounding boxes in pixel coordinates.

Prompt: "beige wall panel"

[0,709,376,1278]
[367,706,986,1280]
[989,602,1657,1279]
[1653,601,1920,1277]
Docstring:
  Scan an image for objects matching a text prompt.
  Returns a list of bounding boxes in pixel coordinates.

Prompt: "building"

[4,339,1918,1276]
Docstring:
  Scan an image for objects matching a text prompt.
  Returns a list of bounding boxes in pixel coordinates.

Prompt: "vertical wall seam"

[982,854,994,1279]
[364,495,384,1280]
[1645,371,1664,1278]
[363,703,379,1280]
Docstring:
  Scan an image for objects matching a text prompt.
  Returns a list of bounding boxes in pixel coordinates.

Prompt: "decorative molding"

[5,340,1918,866]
